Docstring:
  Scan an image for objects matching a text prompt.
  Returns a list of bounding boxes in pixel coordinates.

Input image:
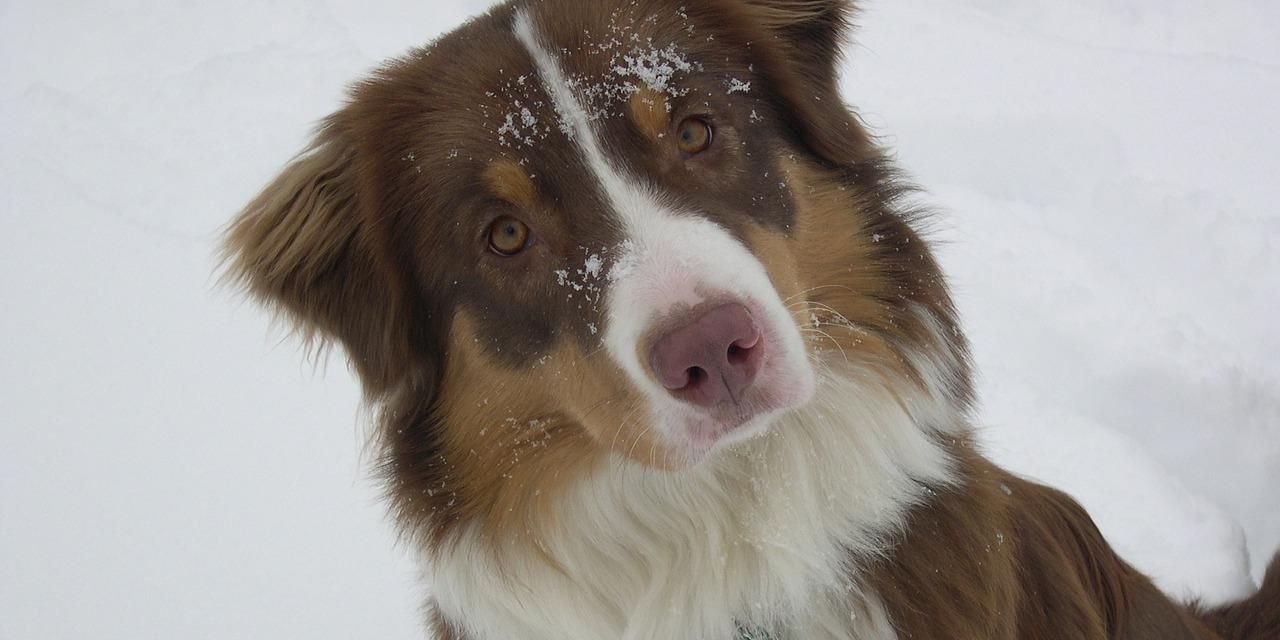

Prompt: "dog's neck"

[430,365,964,640]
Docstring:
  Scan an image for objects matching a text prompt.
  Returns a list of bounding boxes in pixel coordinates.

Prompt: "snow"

[1,1,1276,638]
[612,44,696,95]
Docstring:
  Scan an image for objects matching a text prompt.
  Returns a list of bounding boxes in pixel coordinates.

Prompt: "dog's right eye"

[676,117,714,155]
[487,216,531,256]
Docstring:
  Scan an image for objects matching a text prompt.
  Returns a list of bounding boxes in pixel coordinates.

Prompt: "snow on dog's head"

[224,0,971,540]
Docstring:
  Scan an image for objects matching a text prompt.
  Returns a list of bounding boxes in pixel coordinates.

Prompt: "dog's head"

[225,0,970,537]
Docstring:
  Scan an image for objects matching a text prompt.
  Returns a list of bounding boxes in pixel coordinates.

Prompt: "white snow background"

[2,1,1277,638]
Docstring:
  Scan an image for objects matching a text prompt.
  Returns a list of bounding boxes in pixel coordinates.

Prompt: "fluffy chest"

[430,374,954,640]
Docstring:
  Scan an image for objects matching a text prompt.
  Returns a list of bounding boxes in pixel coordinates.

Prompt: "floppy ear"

[737,0,875,166]
[222,122,417,395]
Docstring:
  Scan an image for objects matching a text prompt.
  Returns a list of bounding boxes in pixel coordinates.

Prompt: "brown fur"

[783,157,970,408]
[628,87,672,141]
[427,312,600,542]
[221,127,425,395]
[482,159,538,209]
[223,0,1277,637]
[868,441,1228,639]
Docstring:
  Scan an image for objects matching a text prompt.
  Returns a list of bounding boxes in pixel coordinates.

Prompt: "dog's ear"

[223,121,416,395]
[735,0,874,166]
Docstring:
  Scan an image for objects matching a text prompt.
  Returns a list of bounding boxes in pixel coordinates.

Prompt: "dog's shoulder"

[868,447,1217,639]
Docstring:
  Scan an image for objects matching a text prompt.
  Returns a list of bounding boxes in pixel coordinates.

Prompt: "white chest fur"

[430,371,955,640]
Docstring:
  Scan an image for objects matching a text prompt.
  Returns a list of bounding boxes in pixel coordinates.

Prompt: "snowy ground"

[2,1,1277,638]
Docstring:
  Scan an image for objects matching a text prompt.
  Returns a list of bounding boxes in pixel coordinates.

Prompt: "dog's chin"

[674,413,778,466]
[658,371,817,469]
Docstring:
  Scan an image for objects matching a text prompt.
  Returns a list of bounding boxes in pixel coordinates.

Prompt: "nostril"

[726,341,752,365]
[685,366,707,389]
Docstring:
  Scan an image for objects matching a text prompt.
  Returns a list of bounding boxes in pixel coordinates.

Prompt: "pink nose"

[648,303,763,407]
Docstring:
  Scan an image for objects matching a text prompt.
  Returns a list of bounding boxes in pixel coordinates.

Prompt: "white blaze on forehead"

[512,9,728,304]
[512,9,661,232]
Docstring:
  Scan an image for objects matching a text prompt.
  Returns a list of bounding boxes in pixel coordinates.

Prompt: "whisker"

[786,298,866,324]
[781,283,860,305]
[608,403,644,456]
[800,327,852,364]
[626,422,653,463]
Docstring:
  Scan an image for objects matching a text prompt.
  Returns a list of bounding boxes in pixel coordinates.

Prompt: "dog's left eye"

[488,216,531,256]
[676,117,713,155]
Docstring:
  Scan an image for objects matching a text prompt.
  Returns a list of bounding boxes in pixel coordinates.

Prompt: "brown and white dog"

[223,1,1279,638]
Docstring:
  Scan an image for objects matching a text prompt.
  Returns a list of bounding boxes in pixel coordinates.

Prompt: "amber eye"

[676,117,713,155]
[487,216,531,256]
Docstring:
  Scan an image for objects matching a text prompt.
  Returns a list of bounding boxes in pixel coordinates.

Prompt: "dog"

[223,1,1279,637]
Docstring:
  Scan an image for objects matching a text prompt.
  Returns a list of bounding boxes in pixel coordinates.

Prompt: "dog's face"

[226,0,968,535]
